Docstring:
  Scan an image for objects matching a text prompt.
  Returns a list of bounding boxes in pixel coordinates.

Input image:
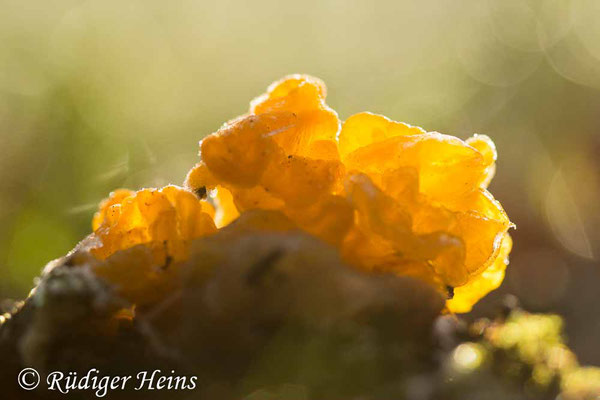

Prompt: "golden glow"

[452,343,486,373]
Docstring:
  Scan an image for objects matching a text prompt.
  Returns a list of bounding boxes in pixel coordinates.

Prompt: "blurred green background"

[0,0,599,363]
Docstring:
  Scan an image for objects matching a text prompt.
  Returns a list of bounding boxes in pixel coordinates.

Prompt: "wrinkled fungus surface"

[93,75,512,312]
